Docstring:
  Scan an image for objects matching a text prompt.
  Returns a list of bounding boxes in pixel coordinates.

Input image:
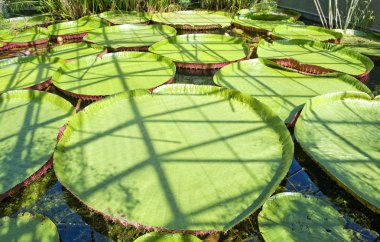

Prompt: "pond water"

[0,23,380,242]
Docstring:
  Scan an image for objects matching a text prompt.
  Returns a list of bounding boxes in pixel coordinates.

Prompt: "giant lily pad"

[295,91,380,213]
[52,52,176,100]
[244,12,293,21]
[47,16,109,40]
[0,15,52,31]
[0,213,59,241]
[84,24,176,51]
[0,56,65,92]
[0,27,49,48]
[238,8,301,20]
[152,11,231,30]
[257,39,374,82]
[48,42,107,61]
[213,58,371,124]
[149,34,250,70]
[272,25,342,43]
[335,29,380,59]
[258,192,352,241]
[134,232,202,242]
[232,16,304,33]
[0,90,74,200]
[54,84,293,232]
[98,10,152,25]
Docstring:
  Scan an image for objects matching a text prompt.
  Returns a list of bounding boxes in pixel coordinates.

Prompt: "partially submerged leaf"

[54,84,293,232]
[258,192,352,241]
[295,91,380,214]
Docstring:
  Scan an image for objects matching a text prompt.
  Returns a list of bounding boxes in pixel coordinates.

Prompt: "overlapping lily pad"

[273,25,342,43]
[213,59,371,124]
[0,90,74,201]
[98,10,152,25]
[47,16,109,40]
[0,27,49,48]
[54,84,293,233]
[84,24,176,51]
[149,34,250,71]
[0,213,60,241]
[0,56,65,92]
[257,39,374,82]
[48,42,107,61]
[152,11,231,30]
[232,16,304,33]
[52,52,176,100]
[134,232,202,242]
[335,29,380,59]
[295,91,380,214]
[258,192,352,241]
[0,15,52,31]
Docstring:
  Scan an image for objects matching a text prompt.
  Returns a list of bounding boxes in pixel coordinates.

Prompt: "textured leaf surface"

[0,213,59,242]
[98,11,152,24]
[213,59,371,123]
[54,84,293,232]
[47,16,108,36]
[134,232,201,242]
[273,25,342,42]
[84,24,176,49]
[257,39,373,76]
[0,90,74,198]
[0,27,49,43]
[258,192,352,242]
[52,52,176,97]
[336,29,380,57]
[152,11,231,28]
[295,92,380,213]
[149,34,249,64]
[48,42,106,60]
[0,56,64,92]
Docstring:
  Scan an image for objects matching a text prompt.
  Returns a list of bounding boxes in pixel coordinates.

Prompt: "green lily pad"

[0,27,49,43]
[48,42,106,61]
[148,34,249,65]
[0,15,52,31]
[0,213,59,242]
[134,232,202,242]
[244,12,293,21]
[98,10,152,25]
[54,84,293,232]
[47,16,109,37]
[258,192,352,241]
[273,25,342,42]
[232,16,304,33]
[295,91,380,213]
[257,39,374,76]
[0,90,74,200]
[152,11,231,29]
[213,59,371,123]
[84,24,176,51]
[335,29,380,58]
[0,56,65,92]
[238,8,301,20]
[52,52,176,99]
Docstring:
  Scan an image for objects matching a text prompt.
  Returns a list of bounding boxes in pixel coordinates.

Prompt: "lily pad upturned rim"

[98,10,152,25]
[232,16,304,33]
[294,91,380,214]
[47,16,109,40]
[148,34,251,70]
[272,25,343,43]
[258,192,352,241]
[0,213,60,241]
[258,39,374,83]
[0,90,74,201]
[52,51,176,100]
[54,84,294,234]
[0,27,50,49]
[48,42,107,61]
[83,24,177,52]
[0,56,65,92]
[213,58,372,126]
[152,11,232,30]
